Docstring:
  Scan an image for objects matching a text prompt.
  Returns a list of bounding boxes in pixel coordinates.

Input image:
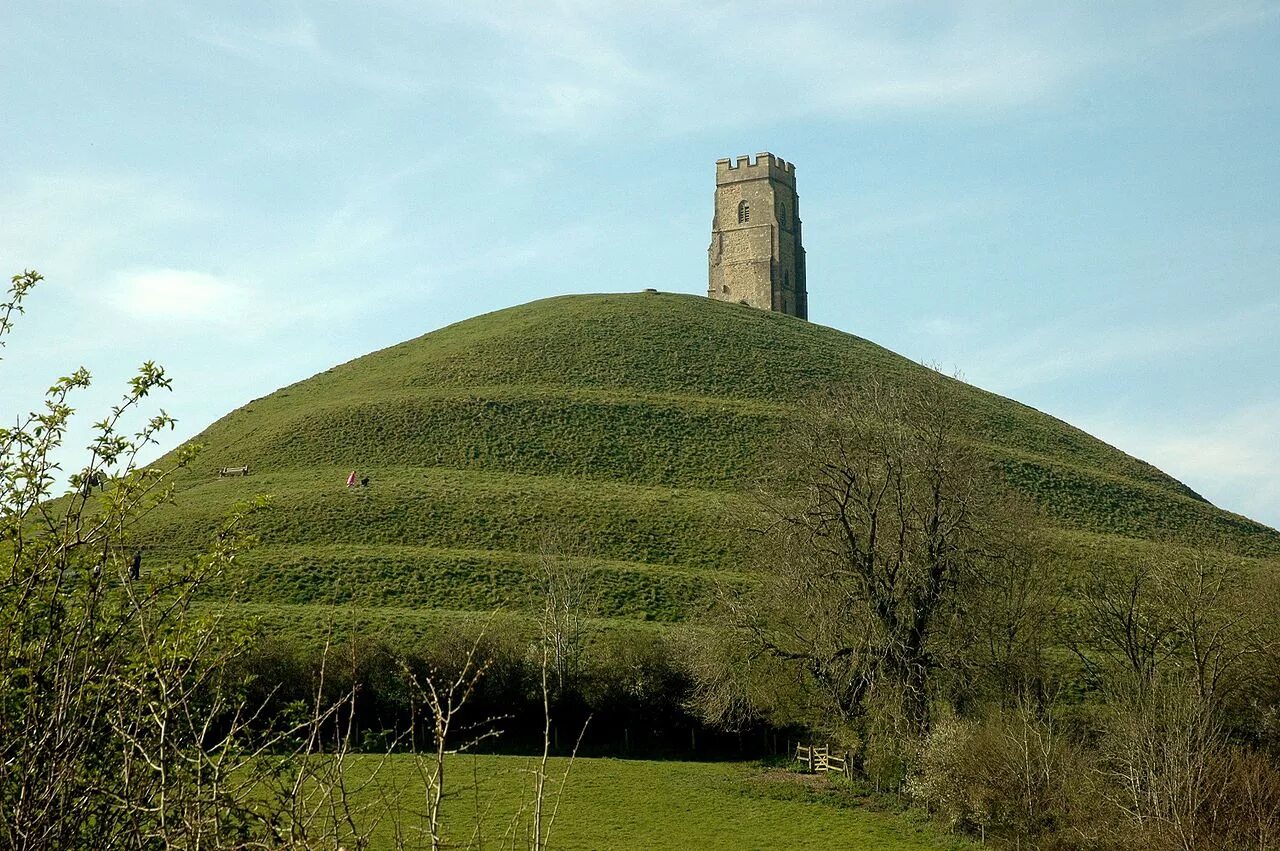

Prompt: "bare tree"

[1074,558,1184,691]
[525,532,594,851]
[1076,551,1280,849]
[1102,678,1223,850]
[537,530,597,697]
[256,634,400,851]
[403,627,500,851]
[950,530,1061,704]
[1075,552,1271,707]
[1166,554,1269,709]
[706,372,1004,736]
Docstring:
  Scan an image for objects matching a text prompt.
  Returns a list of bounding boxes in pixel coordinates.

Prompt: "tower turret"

[707,152,807,319]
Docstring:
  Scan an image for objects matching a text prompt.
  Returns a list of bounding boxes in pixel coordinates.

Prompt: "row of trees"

[688,370,1280,849]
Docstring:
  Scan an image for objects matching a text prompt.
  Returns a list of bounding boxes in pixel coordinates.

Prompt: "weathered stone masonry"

[707,152,808,320]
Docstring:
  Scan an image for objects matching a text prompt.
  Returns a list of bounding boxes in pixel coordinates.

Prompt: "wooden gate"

[795,743,848,776]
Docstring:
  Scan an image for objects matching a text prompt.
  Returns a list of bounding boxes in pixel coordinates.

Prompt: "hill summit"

[139,293,1280,638]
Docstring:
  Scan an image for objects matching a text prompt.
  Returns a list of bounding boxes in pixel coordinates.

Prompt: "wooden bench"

[218,465,250,477]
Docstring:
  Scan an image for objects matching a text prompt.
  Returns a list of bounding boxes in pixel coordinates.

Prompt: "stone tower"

[707,152,807,319]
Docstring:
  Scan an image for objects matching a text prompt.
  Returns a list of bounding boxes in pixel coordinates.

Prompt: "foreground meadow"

[337,754,972,850]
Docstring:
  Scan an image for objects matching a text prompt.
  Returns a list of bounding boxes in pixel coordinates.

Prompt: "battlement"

[715,152,796,186]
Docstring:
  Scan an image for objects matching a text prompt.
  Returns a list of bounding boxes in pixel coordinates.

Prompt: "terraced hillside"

[138,293,1280,640]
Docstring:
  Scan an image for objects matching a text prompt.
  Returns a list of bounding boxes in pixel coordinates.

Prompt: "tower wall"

[707,152,807,320]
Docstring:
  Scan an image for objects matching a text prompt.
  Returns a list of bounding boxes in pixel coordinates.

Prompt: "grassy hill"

[137,292,1280,640]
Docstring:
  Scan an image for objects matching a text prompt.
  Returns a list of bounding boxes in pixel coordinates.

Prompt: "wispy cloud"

[0,172,206,281]
[183,11,426,94]
[968,300,1280,391]
[840,194,1015,241]
[131,1,1280,140]
[99,266,373,337]
[908,316,980,340]
[444,222,606,277]
[105,268,255,324]
[1081,400,1280,530]
[429,0,1280,134]
[941,295,1280,528]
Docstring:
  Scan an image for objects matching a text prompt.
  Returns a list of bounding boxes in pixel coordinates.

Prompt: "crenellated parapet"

[715,152,796,187]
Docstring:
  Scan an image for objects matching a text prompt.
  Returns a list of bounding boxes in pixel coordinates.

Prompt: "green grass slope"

[140,293,1280,635]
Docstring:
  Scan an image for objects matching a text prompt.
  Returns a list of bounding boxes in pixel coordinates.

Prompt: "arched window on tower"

[777,202,788,228]
[737,200,750,223]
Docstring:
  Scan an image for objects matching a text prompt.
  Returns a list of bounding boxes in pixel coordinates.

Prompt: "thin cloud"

[101,267,373,336]
[105,269,254,324]
[181,10,425,94]
[839,194,1015,241]
[909,316,979,340]
[138,1,1280,138]
[969,301,1280,390]
[441,222,607,277]
[0,172,206,281]
[0,163,413,354]
[1080,400,1280,530]
[435,0,1280,134]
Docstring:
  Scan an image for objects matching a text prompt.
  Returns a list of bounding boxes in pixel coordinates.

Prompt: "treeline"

[681,373,1280,850]
[230,626,789,760]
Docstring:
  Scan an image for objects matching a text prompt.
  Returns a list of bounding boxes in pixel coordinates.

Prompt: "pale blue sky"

[2,2,1278,529]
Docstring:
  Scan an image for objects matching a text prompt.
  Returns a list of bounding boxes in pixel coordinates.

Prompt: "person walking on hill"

[346,470,357,488]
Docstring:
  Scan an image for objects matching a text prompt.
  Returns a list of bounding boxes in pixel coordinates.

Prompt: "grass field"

[329,754,973,850]
[137,292,1280,644]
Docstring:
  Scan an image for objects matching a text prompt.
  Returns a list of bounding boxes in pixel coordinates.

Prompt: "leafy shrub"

[909,705,1093,846]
